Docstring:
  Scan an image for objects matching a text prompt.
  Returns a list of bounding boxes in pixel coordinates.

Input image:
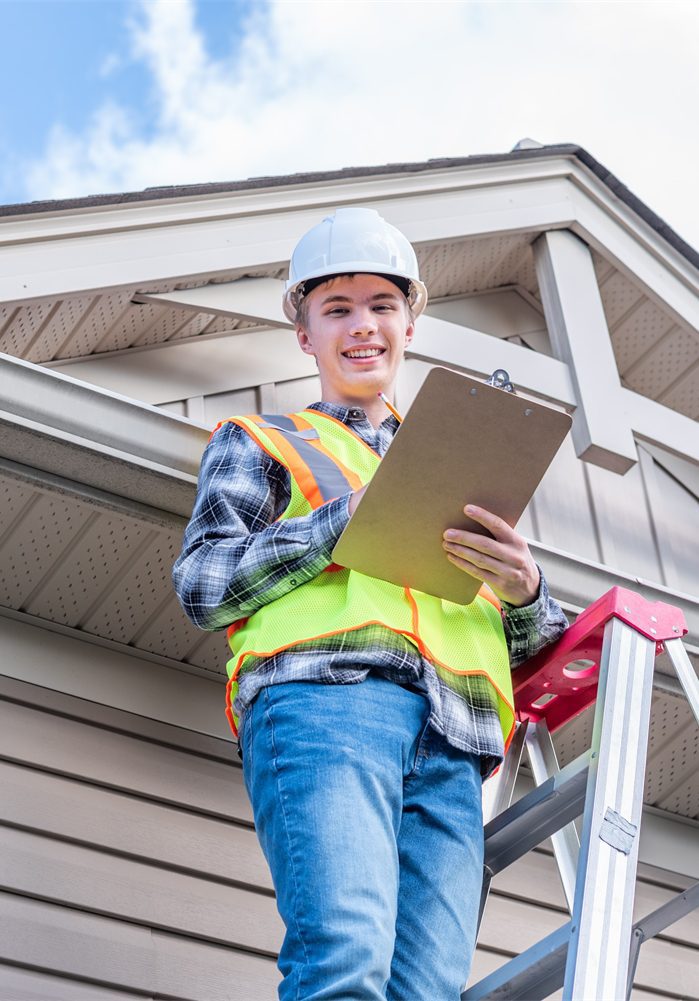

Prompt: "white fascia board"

[565,174,699,338]
[0,173,576,305]
[407,314,576,409]
[0,157,579,245]
[0,353,208,514]
[622,388,699,465]
[564,160,699,299]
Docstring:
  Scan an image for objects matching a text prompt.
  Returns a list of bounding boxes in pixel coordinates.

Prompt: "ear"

[296,326,316,356]
[403,321,415,349]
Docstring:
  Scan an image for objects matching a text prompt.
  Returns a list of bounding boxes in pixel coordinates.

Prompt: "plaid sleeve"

[500,568,569,668]
[172,421,351,630]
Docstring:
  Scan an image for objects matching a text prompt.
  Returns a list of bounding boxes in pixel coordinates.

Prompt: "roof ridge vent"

[511,138,545,151]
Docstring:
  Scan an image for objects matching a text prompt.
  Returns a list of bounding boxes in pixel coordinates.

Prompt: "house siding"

[0,646,696,1000]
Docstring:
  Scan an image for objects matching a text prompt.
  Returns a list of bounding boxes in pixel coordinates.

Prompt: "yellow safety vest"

[218,410,515,748]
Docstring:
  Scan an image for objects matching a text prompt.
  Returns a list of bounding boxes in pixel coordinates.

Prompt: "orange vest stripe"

[253,414,361,503]
[475,584,501,614]
[237,416,327,508]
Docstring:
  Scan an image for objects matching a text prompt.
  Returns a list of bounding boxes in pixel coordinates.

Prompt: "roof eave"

[0,145,696,273]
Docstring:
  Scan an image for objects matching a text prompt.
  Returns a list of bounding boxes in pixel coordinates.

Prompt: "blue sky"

[0,0,253,173]
[1,0,698,250]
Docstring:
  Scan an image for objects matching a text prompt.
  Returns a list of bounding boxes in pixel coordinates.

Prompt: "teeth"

[344,348,383,358]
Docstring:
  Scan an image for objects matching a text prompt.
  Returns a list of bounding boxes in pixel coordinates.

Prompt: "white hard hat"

[283,207,428,322]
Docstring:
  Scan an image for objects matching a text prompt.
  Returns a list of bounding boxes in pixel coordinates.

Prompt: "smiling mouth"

[342,348,386,358]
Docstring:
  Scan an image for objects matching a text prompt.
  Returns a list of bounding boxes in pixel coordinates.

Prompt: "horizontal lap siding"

[0,964,146,1000]
[0,683,280,999]
[0,893,280,1001]
[0,759,271,890]
[0,699,253,824]
[1,679,698,999]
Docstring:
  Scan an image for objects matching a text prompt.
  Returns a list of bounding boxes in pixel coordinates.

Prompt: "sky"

[1,0,698,251]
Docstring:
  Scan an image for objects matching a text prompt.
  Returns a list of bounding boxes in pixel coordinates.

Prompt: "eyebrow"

[319,292,401,305]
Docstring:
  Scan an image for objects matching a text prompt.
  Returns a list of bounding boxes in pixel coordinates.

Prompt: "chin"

[353,373,385,394]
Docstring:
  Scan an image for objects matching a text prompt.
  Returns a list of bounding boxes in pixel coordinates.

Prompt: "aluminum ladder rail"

[465,586,699,1001]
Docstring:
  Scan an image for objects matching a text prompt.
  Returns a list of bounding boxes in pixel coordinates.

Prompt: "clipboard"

[332,367,572,604]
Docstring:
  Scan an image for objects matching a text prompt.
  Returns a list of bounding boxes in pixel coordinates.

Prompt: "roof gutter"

[0,353,208,517]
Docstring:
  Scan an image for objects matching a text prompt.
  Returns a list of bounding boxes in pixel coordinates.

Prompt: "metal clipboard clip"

[485,369,516,394]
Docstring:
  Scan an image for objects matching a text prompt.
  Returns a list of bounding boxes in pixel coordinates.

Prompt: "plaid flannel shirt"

[173,401,569,775]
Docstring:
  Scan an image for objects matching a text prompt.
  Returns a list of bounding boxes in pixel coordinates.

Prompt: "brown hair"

[295,274,415,331]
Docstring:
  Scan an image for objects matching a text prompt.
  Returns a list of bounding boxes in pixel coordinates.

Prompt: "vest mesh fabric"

[224,411,515,745]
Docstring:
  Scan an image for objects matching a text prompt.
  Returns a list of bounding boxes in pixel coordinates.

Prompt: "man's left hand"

[442,504,540,607]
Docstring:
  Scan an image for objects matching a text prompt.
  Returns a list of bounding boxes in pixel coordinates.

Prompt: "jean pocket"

[237,708,249,759]
[238,693,262,777]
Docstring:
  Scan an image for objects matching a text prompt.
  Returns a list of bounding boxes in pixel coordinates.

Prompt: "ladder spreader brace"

[467,586,699,1001]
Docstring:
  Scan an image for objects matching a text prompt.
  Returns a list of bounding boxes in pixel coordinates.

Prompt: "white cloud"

[23,0,699,248]
[98,52,122,79]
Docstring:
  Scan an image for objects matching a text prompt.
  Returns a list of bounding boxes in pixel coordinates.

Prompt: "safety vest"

[218,409,515,749]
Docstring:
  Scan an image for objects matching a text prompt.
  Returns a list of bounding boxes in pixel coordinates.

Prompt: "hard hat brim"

[283,266,428,323]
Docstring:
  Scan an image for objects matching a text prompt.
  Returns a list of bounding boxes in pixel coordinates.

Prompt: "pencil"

[378,392,403,423]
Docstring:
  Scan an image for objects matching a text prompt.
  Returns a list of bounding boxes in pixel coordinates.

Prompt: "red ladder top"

[512,586,687,733]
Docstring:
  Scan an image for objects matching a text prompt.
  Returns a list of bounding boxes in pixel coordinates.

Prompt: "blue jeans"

[240,676,484,1000]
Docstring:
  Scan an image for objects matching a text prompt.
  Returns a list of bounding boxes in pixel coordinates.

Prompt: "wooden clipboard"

[332,367,572,604]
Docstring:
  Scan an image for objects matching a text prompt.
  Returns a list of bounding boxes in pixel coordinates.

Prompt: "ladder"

[466,586,699,1001]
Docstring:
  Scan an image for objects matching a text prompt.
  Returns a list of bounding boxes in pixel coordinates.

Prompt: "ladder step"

[466,886,699,1001]
[484,751,590,875]
[462,923,570,1000]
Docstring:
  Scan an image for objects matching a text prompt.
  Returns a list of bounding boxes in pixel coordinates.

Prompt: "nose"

[350,306,378,337]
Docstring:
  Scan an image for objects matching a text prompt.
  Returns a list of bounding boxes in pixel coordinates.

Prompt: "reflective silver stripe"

[261,414,303,432]
[258,413,354,503]
[259,423,319,441]
[260,413,320,440]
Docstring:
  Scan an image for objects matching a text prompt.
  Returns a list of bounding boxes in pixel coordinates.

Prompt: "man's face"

[296,274,414,408]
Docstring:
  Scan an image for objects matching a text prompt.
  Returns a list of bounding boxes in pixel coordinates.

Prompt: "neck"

[318,374,394,424]
[321,390,393,428]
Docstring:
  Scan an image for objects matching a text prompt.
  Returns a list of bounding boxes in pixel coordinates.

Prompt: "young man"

[173,207,568,1001]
